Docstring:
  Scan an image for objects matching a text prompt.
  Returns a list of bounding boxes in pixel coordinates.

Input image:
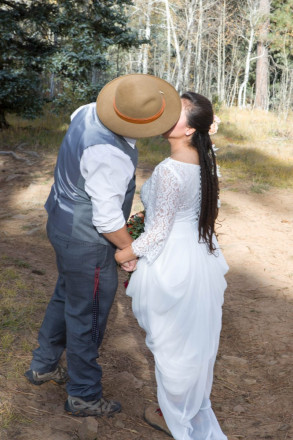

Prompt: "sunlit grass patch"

[0,106,69,152]
[217,107,293,145]
[12,259,31,269]
[0,256,47,361]
[1,267,19,281]
[1,106,293,190]
[0,256,50,431]
[251,182,271,193]
[217,145,293,188]
[0,333,15,351]
[0,400,32,429]
[136,136,170,166]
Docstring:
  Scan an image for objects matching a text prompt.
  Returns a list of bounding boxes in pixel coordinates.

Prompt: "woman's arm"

[115,246,137,265]
[119,164,180,265]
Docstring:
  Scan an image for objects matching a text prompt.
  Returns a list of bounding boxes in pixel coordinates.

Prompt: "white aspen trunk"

[220,0,226,102]
[230,66,241,107]
[254,0,270,110]
[278,42,292,117]
[153,40,157,76]
[49,74,55,99]
[227,41,237,97]
[127,52,133,74]
[203,39,210,96]
[183,0,198,90]
[142,0,152,74]
[168,5,183,91]
[164,0,172,82]
[217,23,222,98]
[195,0,202,92]
[238,26,254,108]
[137,23,143,73]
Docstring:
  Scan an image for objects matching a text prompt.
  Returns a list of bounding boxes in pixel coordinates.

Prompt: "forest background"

[1,1,293,439]
[1,0,293,128]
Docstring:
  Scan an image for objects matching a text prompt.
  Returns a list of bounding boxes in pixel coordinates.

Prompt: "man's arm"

[103,225,133,249]
[80,144,135,239]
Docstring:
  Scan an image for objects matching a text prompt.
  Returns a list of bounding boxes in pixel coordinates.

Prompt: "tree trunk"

[0,110,9,130]
[238,26,254,108]
[168,2,182,91]
[195,0,203,92]
[221,0,226,103]
[142,0,152,74]
[164,0,172,82]
[255,0,270,110]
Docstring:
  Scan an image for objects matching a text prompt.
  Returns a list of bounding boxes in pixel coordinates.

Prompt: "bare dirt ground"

[0,149,292,440]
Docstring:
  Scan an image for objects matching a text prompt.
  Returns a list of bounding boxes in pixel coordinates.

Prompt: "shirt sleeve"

[70,104,89,121]
[132,164,180,264]
[80,144,135,233]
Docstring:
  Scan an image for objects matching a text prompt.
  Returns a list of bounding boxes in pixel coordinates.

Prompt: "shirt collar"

[123,137,136,149]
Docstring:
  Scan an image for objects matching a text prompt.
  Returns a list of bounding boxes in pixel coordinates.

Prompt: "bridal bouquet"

[126,211,145,239]
[124,211,145,288]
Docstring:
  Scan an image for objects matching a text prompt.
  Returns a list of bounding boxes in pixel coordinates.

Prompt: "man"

[25,74,181,417]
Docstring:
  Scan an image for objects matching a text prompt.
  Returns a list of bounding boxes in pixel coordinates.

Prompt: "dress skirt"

[126,221,229,440]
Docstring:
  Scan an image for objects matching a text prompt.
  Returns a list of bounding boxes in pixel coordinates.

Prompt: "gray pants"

[30,221,118,401]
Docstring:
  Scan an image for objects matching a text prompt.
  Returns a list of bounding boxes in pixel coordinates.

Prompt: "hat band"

[113,97,166,124]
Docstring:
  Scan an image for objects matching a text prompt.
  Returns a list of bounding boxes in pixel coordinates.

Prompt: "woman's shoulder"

[153,158,176,176]
[150,159,185,188]
[155,157,200,174]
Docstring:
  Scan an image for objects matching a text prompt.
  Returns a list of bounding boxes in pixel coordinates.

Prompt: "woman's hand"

[120,259,137,272]
[115,246,138,272]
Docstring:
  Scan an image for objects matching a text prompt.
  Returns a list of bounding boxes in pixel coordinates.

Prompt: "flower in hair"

[209,115,221,135]
[212,144,219,155]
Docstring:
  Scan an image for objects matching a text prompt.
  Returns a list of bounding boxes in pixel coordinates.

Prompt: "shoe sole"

[64,400,121,418]
[144,414,173,437]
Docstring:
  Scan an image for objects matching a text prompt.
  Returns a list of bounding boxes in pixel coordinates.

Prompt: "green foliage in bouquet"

[124,211,145,288]
[126,211,145,239]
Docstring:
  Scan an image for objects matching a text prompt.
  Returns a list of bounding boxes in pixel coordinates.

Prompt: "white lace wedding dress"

[127,157,229,440]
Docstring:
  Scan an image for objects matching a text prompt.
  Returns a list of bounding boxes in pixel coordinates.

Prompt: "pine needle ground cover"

[0,108,292,439]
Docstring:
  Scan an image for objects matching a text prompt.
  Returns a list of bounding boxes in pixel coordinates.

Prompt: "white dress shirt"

[72,104,136,234]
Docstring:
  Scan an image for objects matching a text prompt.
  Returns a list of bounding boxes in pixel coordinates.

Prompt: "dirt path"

[0,151,292,440]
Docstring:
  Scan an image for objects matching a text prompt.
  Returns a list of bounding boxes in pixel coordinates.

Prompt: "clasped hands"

[115,245,138,272]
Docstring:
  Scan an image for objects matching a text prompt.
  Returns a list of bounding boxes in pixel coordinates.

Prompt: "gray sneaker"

[24,365,68,385]
[65,395,121,417]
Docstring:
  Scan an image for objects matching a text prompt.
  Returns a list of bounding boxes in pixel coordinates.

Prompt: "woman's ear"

[185,127,196,136]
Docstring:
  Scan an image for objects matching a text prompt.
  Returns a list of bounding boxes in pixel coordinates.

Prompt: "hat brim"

[96,74,181,139]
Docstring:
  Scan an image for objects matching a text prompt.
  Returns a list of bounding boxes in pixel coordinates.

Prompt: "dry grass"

[1,106,293,189]
[214,108,293,189]
[0,255,49,429]
[0,255,48,369]
[0,108,69,152]
[215,107,293,151]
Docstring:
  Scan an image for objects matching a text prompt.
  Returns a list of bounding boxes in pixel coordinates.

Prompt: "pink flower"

[209,115,221,135]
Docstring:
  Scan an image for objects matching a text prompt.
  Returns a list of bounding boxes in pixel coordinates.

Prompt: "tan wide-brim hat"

[96,74,181,138]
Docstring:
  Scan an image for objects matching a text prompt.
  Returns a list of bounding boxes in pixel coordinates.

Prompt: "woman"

[115,92,228,440]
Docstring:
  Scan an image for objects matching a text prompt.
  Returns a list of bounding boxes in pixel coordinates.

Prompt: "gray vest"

[45,103,138,245]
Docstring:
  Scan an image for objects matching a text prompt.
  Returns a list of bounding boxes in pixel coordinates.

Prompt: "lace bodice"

[132,158,201,264]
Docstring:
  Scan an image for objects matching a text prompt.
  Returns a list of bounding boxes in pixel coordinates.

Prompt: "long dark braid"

[181,92,219,253]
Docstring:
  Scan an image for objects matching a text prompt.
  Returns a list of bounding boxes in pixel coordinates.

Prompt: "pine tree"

[0,0,58,129]
[49,0,140,109]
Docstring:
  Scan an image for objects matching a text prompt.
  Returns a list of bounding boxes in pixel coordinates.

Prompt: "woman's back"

[141,157,201,226]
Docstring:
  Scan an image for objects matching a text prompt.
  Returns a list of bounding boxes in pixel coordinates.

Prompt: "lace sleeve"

[132,164,180,264]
